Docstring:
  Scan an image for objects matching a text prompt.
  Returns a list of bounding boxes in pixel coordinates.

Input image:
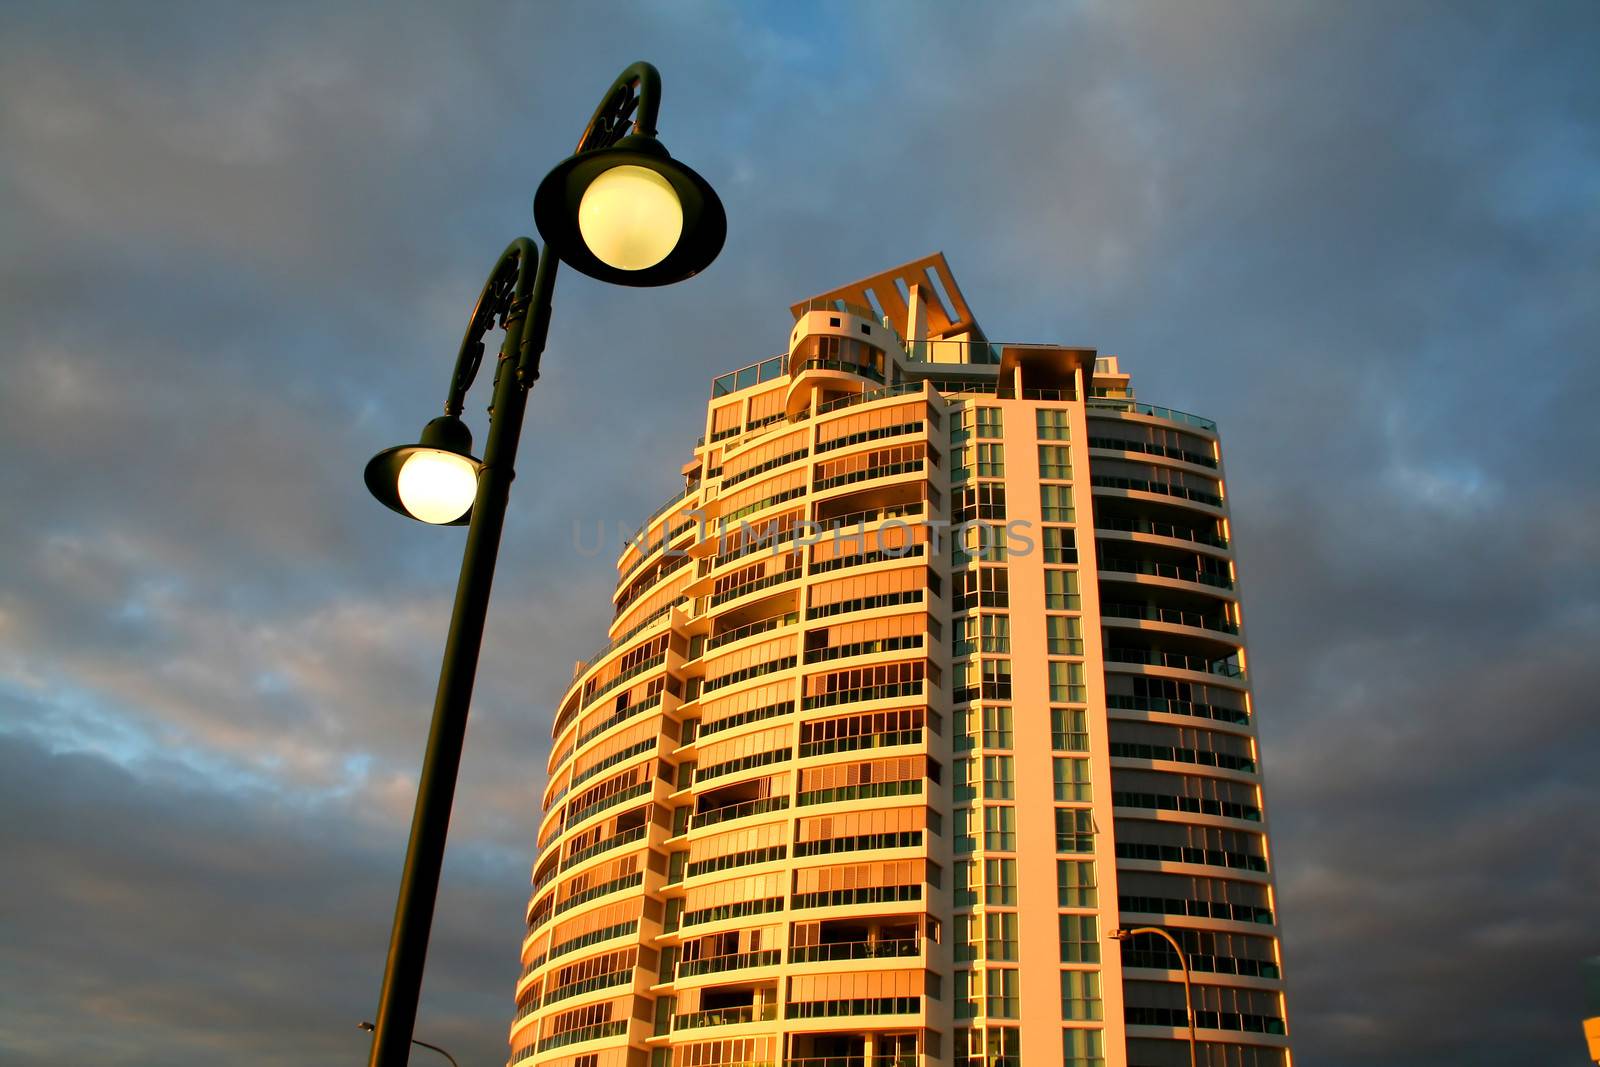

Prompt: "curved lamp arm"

[575,60,661,153]
[444,237,536,416]
[443,61,668,411]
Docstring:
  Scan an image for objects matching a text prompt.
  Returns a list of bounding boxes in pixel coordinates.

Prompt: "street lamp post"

[358,1021,460,1067]
[361,61,724,1067]
[1111,926,1198,1067]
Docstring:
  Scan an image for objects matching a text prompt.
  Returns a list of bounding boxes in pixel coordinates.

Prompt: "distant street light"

[1112,925,1198,1067]
[357,1021,460,1067]
[361,60,724,1067]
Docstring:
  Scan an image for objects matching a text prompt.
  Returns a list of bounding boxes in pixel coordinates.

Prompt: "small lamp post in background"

[1111,926,1198,1067]
[362,61,724,1067]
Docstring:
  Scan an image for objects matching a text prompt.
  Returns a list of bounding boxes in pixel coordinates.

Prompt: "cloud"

[0,1,1597,1065]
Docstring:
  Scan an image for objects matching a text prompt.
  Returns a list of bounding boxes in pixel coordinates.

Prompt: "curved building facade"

[509,254,1291,1067]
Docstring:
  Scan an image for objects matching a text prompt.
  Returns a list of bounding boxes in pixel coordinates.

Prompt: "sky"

[1,1,1597,1064]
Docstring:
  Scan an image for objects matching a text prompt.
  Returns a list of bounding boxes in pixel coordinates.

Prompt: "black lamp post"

[358,1021,460,1067]
[361,61,723,1067]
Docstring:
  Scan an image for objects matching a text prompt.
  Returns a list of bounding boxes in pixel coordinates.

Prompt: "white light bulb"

[397,450,478,524]
[578,165,683,271]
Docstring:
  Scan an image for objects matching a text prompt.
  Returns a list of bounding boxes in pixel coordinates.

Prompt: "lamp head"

[534,133,725,287]
[364,415,482,526]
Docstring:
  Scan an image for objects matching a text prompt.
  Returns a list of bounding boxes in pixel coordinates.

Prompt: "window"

[977,442,1005,478]
[1054,757,1092,802]
[1050,661,1086,703]
[1043,527,1078,564]
[954,707,977,752]
[956,859,979,907]
[983,755,1014,799]
[954,483,1007,522]
[985,858,1017,905]
[1044,569,1079,610]
[1047,616,1083,656]
[954,806,976,854]
[955,970,978,1020]
[986,912,1019,961]
[1040,484,1075,522]
[977,407,1003,439]
[1059,914,1100,963]
[954,757,976,803]
[955,914,979,962]
[984,804,1016,851]
[1057,860,1098,907]
[954,522,1007,565]
[1063,1027,1105,1067]
[1056,808,1094,853]
[1061,970,1103,1021]
[1051,707,1089,751]
[986,968,1020,1018]
[949,442,972,484]
[950,409,973,446]
[955,568,1010,611]
[982,705,1014,749]
[1037,408,1071,440]
[980,615,1011,654]
[982,659,1012,700]
[1038,444,1072,480]
[987,1027,1021,1067]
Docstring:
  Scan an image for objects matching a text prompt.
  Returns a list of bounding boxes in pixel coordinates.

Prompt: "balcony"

[1105,647,1245,680]
[692,794,790,830]
[1097,513,1228,550]
[786,1031,923,1067]
[788,938,923,964]
[795,357,885,384]
[678,948,783,978]
[1091,474,1222,509]
[1101,601,1238,635]
[1099,556,1234,590]
[1086,397,1217,432]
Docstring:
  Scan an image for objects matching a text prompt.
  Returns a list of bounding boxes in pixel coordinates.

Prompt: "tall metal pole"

[1116,926,1198,1067]
[367,241,558,1067]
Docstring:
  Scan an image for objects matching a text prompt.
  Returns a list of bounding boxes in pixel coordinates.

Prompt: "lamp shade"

[534,134,725,287]
[364,415,483,526]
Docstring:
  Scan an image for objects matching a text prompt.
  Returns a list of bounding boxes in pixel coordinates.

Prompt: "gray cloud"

[1,1,1597,1064]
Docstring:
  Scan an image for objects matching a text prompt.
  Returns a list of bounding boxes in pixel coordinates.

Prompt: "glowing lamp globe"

[396,450,479,524]
[578,165,684,271]
[365,415,483,526]
[534,133,725,287]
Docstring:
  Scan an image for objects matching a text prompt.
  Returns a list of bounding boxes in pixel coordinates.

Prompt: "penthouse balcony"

[1087,397,1218,433]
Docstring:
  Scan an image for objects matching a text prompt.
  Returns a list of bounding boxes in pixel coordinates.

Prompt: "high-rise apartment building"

[511,254,1290,1067]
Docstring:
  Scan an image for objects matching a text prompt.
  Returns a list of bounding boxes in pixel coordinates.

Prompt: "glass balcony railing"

[1096,515,1228,550]
[815,382,923,415]
[794,357,886,383]
[674,1003,778,1029]
[902,338,1004,365]
[1099,557,1234,589]
[1087,398,1217,432]
[712,354,786,397]
[677,948,783,978]
[1100,602,1239,634]
[795,297,880,320]
[788,938,923,963]
[1091,474,1222,508]
[1105,647,1245,678]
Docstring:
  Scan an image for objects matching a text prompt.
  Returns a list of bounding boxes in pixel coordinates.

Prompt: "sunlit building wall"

[509,255,1291,1067]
